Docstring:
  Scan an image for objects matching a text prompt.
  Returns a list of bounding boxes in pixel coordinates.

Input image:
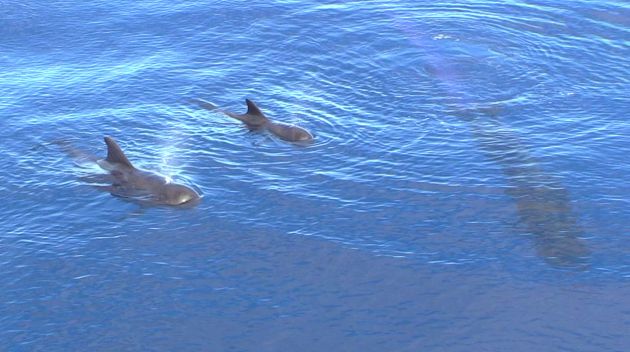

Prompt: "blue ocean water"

[1,0,629,350]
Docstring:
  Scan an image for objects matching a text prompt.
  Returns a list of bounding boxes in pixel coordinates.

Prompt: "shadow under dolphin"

[192,98,314,143]
[457,108,591,269]
[56,137,201,207]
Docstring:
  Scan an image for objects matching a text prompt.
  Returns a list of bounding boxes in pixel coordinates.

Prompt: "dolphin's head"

[159,183,201,206]
[292,127,314,142]
[269,123,314,143]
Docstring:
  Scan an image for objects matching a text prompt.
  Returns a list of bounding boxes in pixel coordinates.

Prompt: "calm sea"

[1,0,628,351]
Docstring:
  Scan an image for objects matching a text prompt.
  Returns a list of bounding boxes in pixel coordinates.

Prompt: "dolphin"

[57,137,201,206]
[193,98,314,142]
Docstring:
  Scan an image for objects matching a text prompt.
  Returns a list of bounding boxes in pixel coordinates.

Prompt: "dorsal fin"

[104,136,134,168]
[245,99,265,117]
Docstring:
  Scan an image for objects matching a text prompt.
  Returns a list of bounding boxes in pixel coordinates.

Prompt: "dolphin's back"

[191,98,217,111]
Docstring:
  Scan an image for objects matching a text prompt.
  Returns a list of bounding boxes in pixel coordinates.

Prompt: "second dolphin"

[194,98,314,143]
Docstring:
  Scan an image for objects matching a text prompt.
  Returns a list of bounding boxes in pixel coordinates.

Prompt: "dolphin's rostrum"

[194,98,314,142]
[59,137,200,206]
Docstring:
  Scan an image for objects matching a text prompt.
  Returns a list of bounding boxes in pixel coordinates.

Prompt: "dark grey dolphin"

[57,137,200,206]
[194,98,314,142]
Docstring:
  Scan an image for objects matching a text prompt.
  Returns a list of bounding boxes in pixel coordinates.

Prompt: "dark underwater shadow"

[456,108,591,270]
[388,16,592,270]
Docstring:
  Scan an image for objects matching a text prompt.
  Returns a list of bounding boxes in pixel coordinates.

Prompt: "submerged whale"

[457,108,590,269]
[193,98,314,142]
[57,137,200,206]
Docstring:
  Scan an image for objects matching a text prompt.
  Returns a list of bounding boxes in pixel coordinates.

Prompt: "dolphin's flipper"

[104,137,135,169]
[91,184,139,198]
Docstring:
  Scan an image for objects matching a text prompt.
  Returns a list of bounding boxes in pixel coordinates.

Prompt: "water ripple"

[1,1,629,349]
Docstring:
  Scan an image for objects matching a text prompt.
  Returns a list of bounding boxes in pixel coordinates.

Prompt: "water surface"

[1,0,629,351]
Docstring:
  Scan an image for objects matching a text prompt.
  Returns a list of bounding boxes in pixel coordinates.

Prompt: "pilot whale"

[193,98,314,142]
[57,137,200,206]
